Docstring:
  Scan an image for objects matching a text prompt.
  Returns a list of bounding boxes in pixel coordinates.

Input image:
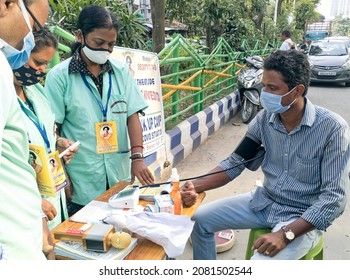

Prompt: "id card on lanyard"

[81,72,119,154]
[96,121,118,154]
[29,145,68,197]
[20,98,68,196]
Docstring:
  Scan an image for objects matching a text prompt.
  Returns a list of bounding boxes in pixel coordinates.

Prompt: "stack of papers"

[54,238,137,260]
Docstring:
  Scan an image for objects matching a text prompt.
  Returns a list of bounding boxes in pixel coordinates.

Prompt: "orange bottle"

[170,168,182,215]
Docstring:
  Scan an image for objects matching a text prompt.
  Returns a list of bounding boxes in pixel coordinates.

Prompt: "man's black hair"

[263,50,310,96]
[282,30,291,38]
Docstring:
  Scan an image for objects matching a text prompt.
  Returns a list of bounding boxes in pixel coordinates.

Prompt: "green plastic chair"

[245,228,323,260]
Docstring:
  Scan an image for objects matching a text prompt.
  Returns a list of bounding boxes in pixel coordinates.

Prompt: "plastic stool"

[245,228,323,260]
[245,228,271,260]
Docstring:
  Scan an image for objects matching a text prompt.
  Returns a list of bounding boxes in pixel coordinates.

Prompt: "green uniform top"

[45,57,148,205]
[0,50,44,260]
[18,83,68,230]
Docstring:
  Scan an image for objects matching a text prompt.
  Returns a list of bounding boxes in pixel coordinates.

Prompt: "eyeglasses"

[23,3,47,37]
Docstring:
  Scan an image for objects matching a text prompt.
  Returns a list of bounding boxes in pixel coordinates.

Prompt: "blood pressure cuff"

[233,136,265,171]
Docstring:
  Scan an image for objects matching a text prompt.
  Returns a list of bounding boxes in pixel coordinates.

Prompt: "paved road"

[176,82,350,260]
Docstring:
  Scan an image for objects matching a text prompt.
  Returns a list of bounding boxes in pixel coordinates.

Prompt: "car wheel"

[345,82,350,87]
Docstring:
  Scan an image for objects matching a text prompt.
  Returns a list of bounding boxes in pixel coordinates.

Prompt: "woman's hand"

[41,199,57,221]
[56,137,79,164]
[130,160,154,186]
[42,218,55,260]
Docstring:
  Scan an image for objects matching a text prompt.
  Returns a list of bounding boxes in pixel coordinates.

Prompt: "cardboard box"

[154,194,174,214]
[53,223,91,242]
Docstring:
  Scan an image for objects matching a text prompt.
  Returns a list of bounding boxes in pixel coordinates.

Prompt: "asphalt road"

[176,81,350,260]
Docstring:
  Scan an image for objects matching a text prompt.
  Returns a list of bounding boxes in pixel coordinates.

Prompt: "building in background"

[330,0,350,18]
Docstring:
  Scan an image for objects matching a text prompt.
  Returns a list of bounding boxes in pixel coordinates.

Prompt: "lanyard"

[18,98,52,153]
[81,72,112,122]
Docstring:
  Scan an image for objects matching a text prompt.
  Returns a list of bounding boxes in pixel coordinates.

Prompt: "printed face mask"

[13,64,46,86]
[0,0,35,69]
[260,86,297,114]
[82,41,112,65]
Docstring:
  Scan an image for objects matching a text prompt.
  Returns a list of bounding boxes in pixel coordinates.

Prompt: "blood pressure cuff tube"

[233,136,265,171]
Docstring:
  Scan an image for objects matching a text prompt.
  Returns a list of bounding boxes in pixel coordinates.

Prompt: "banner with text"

[111,47,165,156]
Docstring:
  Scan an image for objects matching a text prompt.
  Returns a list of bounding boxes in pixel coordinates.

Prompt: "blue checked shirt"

[219,98,350,231]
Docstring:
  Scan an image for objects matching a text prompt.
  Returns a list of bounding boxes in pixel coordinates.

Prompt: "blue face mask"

[0,0,35,69]
[260,86,296,114]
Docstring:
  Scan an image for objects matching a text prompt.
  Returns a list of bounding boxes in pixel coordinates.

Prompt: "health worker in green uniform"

[45,5,154,216]
[0,0,49,260]
[13,28,78,230]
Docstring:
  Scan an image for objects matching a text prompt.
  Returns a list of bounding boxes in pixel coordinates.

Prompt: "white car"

[324,36,350,49]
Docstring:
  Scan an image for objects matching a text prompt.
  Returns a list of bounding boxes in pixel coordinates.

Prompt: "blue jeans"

[191,192,322,260]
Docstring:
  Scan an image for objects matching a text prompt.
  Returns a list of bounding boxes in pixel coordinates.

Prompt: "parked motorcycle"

[236,49,264,123]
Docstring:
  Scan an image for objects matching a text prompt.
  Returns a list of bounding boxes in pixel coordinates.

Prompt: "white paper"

[70,200,144,223]
[104,212,195,258]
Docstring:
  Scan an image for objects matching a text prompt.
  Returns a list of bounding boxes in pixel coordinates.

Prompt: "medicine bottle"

[170,168,182,215]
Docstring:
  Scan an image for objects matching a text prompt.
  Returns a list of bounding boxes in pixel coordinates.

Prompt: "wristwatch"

[281,226,295,242]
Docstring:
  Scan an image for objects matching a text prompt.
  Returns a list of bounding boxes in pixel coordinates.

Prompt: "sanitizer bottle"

[170,168,182,215]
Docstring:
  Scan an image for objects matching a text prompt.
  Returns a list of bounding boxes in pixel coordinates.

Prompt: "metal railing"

[48,27,276,130]
[158,34,275,129]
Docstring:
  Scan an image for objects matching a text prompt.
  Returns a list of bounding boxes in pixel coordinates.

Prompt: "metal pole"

[274,0,278,26]
[293,0,296,22]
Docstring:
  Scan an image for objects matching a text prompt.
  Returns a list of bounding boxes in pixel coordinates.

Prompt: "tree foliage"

[47,0,148,50]
[294,0,321,30]
[164,0,270,51]
[267,0,321,45]
[48,0,338,54]
[332,16,350,36]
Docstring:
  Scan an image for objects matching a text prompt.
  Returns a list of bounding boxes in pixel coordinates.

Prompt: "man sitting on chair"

[181,50,350,260]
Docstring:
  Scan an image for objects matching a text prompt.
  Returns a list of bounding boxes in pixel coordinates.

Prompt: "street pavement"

[175,83,350,260]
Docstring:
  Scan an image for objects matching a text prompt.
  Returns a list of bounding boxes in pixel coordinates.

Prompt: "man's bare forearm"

[192,166,231,193]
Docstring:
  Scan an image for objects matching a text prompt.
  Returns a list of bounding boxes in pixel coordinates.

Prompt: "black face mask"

[13,63,46,86]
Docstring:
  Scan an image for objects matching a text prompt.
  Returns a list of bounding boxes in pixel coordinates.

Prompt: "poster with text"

[111,47,165,156]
